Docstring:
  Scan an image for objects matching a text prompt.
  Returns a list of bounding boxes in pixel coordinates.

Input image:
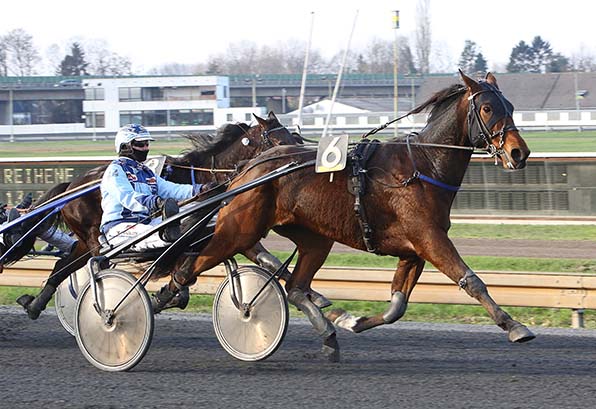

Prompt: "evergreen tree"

[531,36,553,73]
[548,53,570,72]
[506,41,535,72]
[473,53,488,74]
[57,42,88,76]
[458,40,479,73]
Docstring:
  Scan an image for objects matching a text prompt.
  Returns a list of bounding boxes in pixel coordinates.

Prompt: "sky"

[1,0,594,74]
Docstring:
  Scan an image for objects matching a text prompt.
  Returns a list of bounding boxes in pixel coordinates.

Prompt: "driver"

[100,124,210,251]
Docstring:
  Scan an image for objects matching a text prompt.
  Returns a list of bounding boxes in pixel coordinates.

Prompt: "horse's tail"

[35,182,71,206]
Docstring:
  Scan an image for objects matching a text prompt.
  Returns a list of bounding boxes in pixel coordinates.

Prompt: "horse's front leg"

[419,229,535,343]
[277,228,339,361]
[327,256,425,333]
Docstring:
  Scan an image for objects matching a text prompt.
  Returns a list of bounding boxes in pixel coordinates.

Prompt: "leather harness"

[347,139,380,253]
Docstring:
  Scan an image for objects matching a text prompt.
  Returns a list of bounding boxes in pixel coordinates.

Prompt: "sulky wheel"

[74,269,154,372]
[213,265,288,361]
[54,268,88,336]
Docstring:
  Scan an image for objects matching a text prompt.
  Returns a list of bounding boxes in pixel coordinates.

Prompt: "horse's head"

[251,111,297,149]
[459,70,530,170]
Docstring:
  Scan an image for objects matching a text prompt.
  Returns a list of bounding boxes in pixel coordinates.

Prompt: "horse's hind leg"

[244,241,332,308]
[17,242,89,320]
[327,256,425,333]
[421,231,535,343]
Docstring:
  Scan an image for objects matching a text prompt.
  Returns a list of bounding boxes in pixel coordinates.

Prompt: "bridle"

[259,125,288,149]
[163,123,292,182]
[467,81,519,169]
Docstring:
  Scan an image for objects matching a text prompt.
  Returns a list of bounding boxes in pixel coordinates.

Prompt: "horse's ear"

[267,111,278,121]
[253,113,267,128]
[484,72,499,89]
[459,69,481,92]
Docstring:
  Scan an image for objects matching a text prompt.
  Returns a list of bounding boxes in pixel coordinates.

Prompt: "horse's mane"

[168,122,251,166]
[389,83,466,144]
[408,84,466,123]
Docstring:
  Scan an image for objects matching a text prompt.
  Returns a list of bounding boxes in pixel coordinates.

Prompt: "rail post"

[571,309,585,329]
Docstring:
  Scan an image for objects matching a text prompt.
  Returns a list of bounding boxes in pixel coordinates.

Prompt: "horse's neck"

[415,120,472,188]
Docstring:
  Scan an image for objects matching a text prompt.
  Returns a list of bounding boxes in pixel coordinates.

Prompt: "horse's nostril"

[511,148,523,163]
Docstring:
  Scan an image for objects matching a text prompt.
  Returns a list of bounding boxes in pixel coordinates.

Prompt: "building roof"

[416,72,596,111]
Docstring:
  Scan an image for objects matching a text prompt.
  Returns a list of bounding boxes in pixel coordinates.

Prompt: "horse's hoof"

[16,295,41,320]
[322,334,340,363]
[508,324,536,343]
[163,287,190,310]
[310,291,332,309]
[151,285,188,313]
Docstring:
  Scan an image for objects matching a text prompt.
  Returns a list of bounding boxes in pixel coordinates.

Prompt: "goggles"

[131,140,150,148]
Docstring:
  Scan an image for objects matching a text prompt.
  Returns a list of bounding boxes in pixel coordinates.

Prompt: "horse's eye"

[482,105,492,114]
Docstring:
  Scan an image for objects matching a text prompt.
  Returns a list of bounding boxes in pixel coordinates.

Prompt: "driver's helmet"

[114,124,154,154]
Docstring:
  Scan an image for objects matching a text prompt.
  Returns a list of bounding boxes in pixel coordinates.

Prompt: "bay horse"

[14,111,311,319]
[155,71,533,362]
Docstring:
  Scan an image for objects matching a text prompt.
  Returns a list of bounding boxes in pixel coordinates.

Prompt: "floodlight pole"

[9,88,14,143]
[574,71,581,132]
[297,11,315,129]
[392,10,400,138]
[322,10,358,139]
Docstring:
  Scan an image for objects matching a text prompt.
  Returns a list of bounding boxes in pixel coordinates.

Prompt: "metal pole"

[281,88,286,114]
[297,11,315,129]
[574,71,581,132]
[252,76,257,108]
[322,10,358,139]
[393,29,399,138]
[92,112,97,142]
[392,10,400,138]
[9,88,14,143]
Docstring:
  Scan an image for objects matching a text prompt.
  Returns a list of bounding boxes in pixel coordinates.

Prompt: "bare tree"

[3,28,40,76]
[0,36,8,76]
[45,44,63,76]
[79,39,133,75]
[148,62,205,75]
[414,0,432,74]
[352,37,416,74]
[570,45,596,72]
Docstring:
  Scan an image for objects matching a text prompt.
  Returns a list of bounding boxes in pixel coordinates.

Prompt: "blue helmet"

[114,124,154,154]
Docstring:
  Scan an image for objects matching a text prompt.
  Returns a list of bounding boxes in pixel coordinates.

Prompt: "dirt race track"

[261,234,596,260]
[1,306,596,409]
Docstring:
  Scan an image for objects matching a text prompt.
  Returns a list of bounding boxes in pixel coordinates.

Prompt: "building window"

[143,110,167,126]
[169,109,213,126]
[226,114,234,122]
[568,111,580,121]
[12,100,82,125]
[85,112,105,128]
[120,111,143,126]
[245,113,252,121]
[119,87,142,101]
[546,112,560,121]
[346,116,360,125]
[84,88,104,101]
[521,112,535,121]
[142,87,165,101]
[367,116,380,125]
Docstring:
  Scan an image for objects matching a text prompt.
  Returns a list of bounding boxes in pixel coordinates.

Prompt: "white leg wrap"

[332,311,362,332]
